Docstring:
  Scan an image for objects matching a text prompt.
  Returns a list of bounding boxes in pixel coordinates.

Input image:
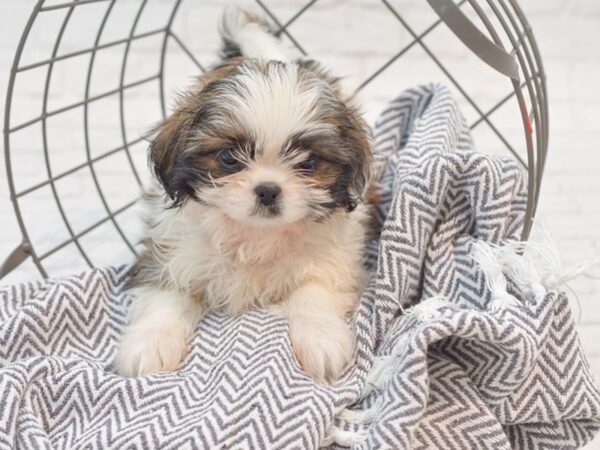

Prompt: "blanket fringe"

[474,223,600,307]
[472,241,521,311]
[321,427,368,448]
[340,223,599,439]
[515,224,600,288]
[405,295,460,321]
[338,406,378,424]
[355,297,459,404]
[361,355,395,398]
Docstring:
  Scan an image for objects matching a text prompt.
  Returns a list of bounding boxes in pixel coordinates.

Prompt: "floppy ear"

[339,106,373,212]
[148,58,243,205]
[297,59,372,210]
[148,108,195,204]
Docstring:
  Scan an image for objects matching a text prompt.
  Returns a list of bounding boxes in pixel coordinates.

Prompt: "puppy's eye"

[217,149,241,170]
[297,154,319,171]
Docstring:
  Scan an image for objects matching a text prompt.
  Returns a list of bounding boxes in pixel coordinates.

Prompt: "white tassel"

[361,298,459,396]
[494,243,538,283]
[544,258,600,288]
[339,406,378,424]
[361,355,396,397]
[505,223,600,292]
[361,297,454,399]
[492,242,546,302]
[472,241,522,311]
[472,241,507,291]
[478,222,600,304]
[405,296,459,321]
[321,427,367,448]
[360,298,458,398]
[488,291,521,313]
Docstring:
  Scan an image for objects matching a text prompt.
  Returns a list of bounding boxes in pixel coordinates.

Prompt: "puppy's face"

[151,59,371,227]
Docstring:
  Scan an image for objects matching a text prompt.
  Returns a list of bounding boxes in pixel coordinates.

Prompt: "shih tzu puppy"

[115,9,374,383]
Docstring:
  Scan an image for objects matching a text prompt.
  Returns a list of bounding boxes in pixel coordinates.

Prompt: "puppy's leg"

[277,283,355,383]
[114,285,202,377]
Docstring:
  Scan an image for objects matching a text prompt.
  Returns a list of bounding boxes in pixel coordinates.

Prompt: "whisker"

[207,172,219,189]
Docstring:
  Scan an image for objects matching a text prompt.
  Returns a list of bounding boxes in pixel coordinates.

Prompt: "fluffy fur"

[115,9,374,383]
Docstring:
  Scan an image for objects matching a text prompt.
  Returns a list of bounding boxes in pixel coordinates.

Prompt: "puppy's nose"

[255,182,281,206]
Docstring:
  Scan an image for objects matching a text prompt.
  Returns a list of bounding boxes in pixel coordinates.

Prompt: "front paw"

[114,322,190,377]
[290,316,354,383]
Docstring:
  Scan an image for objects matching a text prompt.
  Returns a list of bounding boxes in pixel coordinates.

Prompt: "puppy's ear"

[340,106,372,212]
[149,109,191,204]
[301,60,373,212]
[148,58,243,205]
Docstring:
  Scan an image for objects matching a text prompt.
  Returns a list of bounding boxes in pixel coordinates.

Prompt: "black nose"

[254,182,281,206]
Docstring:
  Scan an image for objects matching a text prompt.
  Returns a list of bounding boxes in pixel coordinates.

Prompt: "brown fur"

[150,57,372,214]
[116,10,375,383]
[149,58,244,202]
[365,183,382,241]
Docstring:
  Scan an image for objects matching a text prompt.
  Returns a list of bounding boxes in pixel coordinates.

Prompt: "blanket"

[1,84,599,449]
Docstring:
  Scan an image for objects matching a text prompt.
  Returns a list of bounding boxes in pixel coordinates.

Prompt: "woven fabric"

[1,84,599,449]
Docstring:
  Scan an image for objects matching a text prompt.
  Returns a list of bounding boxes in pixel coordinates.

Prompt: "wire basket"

[1,0,548,280]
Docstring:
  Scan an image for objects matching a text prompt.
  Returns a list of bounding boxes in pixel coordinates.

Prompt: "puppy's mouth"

[253,203,281,218]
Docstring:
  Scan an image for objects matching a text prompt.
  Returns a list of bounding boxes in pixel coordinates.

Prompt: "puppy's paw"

[290,315,354,383]
[114,320,190,377]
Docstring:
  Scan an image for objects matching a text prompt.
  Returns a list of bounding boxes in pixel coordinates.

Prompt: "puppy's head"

[150,58,371,226]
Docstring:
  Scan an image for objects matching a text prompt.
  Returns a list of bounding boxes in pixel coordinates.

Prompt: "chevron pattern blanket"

[1,84,599,449]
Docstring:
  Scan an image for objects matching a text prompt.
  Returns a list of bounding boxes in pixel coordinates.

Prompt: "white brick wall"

[0,1,599,446]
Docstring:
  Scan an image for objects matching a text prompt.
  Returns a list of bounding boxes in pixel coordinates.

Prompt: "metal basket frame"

[1,0,548,279]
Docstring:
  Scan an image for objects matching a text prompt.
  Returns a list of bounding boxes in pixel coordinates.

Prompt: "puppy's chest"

[192,237,307,313]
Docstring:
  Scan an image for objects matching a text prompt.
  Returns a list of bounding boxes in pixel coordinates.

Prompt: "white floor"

[0,0,599,447]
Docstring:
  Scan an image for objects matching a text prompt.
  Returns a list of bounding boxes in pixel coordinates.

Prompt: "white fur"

[190,63,339,227]
[147,196,367,313]
[114,286,201,376]
[116,191,368,381]
[222,8,292,62]
[115,10,369,382]
[210,62,330,161]
[274,283,356,382]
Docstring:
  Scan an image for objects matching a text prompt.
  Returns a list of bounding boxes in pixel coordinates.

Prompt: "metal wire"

[4,0,48,277]
[1,0,548,279]
[84,0,138,256]
[40,2,94,268]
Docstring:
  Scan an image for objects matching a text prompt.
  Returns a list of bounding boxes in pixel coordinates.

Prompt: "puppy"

[114,10,373,383]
